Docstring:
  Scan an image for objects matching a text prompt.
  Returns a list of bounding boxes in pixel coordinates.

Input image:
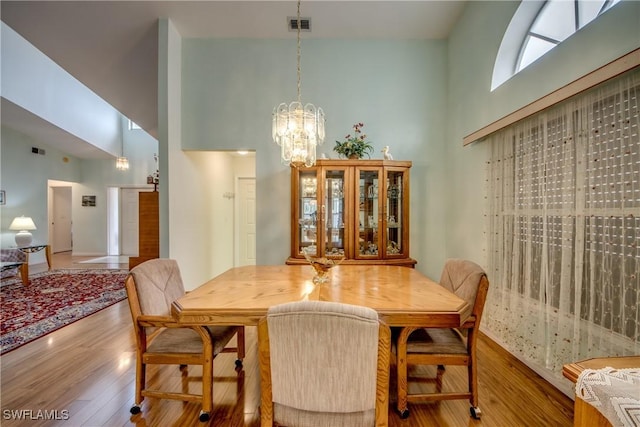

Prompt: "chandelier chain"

[296,0,301,103]
[272,0,325,168]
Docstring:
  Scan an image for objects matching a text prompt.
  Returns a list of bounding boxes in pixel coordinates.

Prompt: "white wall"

[1,23,121,156]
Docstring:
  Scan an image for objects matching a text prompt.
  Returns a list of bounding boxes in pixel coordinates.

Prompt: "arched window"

[491,0,621,91]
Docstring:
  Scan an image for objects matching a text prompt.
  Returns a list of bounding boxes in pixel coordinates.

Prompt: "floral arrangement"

[333,122,374,159]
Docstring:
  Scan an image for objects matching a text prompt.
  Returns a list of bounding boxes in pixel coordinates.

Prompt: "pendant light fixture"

[116,134,129,171]
[116,156,129,170]
[272,0,325,168]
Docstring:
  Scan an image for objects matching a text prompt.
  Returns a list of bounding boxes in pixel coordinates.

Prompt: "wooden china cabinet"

[286,159,416,267]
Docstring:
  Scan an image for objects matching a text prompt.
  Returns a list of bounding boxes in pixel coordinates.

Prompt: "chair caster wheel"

[470,406,481,419]
[199,411,210,422]
[179,364,187,370]
[235,359,243,371]
[130,405,141,415]
[399,409,410,419]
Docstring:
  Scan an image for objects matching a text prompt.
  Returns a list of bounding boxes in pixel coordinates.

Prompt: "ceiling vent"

[287,17,311,32]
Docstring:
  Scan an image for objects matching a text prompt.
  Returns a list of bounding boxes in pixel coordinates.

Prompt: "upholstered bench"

[0,248,28,285]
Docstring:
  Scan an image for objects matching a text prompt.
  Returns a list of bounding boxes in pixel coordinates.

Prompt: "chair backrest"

[127,258,186,317]
[439,258,489,322]
[259,300,390,426]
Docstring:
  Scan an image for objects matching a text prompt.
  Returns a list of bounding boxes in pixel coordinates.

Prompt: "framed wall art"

[82,195,96,207]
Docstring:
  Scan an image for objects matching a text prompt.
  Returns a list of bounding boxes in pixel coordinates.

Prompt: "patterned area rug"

[1,269,128,354]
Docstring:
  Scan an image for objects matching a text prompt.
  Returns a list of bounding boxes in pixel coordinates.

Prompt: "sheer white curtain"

[484,68,640,394]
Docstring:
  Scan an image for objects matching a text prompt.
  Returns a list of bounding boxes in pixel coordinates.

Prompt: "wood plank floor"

[1,254,575,426]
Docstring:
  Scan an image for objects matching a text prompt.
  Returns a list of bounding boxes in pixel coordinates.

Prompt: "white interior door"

[52,186,72,253]
[120,188,144,256]
[237,177,256,266]
[107,187,119,255]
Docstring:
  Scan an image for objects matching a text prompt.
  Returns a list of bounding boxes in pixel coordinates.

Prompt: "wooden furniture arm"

[562,356,640,427]
[562,364,584,384]
[460,315,477,329]
[138,315,218,344]
[139,316,214,353]
[137,315,212,332]
[398,326,419,345]
[563,356,640,383]
[137,315,179,327]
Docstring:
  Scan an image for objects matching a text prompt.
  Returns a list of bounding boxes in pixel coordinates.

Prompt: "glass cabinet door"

[297,170,318,256]
[357,168,382,259]
[322,168,347,257]
[384,169,408,258]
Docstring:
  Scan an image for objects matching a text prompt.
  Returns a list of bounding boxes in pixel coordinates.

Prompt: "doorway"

[113,187,153,256]
[49,181,73,254]
[236,177,256,266]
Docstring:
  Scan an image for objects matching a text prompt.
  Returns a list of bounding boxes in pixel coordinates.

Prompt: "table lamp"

[9,216,37,247]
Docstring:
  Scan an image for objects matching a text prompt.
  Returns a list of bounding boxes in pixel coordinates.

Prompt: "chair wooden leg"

[202,348,214,416]
[135,358,145,405]
[396,328,412,418]
[436,365,445,393]
[130,356,145,414]
[237,326,246,360]
[469,354,478,408]
[258,320,274,427]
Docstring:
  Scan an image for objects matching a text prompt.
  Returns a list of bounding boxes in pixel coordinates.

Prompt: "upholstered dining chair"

[258,300,391,427]
[393,259,489,420]
[125,258,245,422]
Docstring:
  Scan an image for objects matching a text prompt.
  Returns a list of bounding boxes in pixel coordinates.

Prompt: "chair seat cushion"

[147,326,239,355]
[406,328,467,354]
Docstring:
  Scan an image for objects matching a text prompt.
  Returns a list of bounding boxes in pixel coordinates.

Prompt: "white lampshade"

[9,216,36,247]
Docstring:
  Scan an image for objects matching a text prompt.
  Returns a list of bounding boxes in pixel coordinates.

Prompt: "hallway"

[30,251,128,274]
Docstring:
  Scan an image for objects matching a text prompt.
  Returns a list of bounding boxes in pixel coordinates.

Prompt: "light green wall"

[0,126,81,262]
[445,0,640,267]
[1,22,160,258]
[73,123,158,255]
[445,0,639,391]
[0,122,157,257]
[180,38,448,275]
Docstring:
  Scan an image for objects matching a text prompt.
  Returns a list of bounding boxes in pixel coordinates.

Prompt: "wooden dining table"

[171,265,471,327]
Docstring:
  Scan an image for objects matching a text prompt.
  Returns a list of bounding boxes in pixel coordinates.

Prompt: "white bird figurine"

[382,146,393,160]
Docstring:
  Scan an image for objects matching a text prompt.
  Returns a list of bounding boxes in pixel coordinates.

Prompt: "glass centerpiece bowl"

[303,249,345,284]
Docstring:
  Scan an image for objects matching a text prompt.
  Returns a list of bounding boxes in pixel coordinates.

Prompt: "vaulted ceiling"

[1,1,466,157]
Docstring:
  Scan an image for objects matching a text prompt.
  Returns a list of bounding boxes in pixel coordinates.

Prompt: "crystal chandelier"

[272,0,325,168]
